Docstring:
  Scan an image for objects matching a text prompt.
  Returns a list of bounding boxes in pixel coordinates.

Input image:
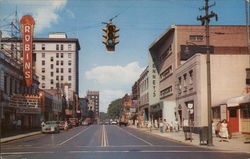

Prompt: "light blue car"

[41,121,60,134]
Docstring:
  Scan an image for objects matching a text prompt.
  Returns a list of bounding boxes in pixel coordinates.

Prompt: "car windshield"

[46,121,57,124]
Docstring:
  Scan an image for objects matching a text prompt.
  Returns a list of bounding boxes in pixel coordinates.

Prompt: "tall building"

[149,25,249,125]
[86,91,99,119]
[1,33,81,94]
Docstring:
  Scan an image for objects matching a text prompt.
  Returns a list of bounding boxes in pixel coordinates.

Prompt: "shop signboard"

[20,15,35,87]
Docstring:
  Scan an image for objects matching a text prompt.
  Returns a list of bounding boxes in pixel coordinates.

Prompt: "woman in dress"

[219,119,229,142]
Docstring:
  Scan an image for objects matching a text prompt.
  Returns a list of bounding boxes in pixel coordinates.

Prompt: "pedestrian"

[64,120,68,131]
[163,119,167,132]
[174,120,179,132]
[17,119,21,129]
[148,121,152,132]
[219,119,229,142]
[159,119,164,133]
[212,120,215,135]
[41,121,46,127]
[215,120,221,137]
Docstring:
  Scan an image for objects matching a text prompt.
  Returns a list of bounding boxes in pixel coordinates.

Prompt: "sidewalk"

[130,125,250,153]
[1,131,41,143]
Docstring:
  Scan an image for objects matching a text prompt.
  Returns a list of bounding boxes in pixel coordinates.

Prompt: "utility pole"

[197,0,218,146]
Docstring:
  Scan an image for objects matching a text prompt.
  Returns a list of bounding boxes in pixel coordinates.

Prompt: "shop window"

[229,109,237,117]
[241,106,250,119]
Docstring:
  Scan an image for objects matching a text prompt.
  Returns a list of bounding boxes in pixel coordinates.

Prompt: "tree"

[107,98,123,119]
[99,112,108,121]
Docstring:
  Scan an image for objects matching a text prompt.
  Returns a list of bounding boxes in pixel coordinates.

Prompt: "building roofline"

[1,37,81,50]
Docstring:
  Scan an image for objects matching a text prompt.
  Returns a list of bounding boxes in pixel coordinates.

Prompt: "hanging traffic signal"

[102,23,119,52]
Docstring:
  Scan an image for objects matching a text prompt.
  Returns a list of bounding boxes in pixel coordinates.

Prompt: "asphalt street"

[1,125,249,159]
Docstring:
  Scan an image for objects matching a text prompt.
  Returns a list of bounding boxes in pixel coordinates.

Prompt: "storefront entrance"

[228,108,239,133]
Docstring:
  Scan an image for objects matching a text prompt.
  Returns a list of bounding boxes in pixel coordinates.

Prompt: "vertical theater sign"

[20,15,35,87]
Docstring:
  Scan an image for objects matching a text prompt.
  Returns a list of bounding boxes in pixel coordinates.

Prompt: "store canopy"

[226,93,250,107]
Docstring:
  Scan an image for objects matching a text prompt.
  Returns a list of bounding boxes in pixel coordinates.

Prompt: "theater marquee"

[20,15,35,87]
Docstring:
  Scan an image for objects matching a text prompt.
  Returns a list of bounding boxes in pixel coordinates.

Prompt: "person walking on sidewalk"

[148,121,152,132]
[215,120,222,137]
[159,119,164,133]
[219,119,229,142]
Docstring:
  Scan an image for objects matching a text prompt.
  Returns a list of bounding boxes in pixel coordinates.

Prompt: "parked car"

[82,120,89,126]
[41,121,60,134]
[111,121,117,125]
[58,121,65,130]
[69,118,79,127]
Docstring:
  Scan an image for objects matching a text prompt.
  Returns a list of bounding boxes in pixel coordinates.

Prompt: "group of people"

[214,119,230,142]
[146,119,179,133]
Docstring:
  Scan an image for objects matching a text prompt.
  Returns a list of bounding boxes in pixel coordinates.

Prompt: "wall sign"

[20,15,35,87]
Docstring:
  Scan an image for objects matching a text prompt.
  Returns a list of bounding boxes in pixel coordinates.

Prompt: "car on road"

[41,121,60,134]
[82,120,89,126]
[111,121,117,125]
[58,121,65,130]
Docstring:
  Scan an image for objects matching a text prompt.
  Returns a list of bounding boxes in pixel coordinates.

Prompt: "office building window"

[61,68,64,73]
[61,44,64,50]
[50,57,54,62]
[68,53,72,58]
[42,44,45,50]
[51,72,54,77]
[50,64,54,69]
[42,60,45,65]
[51,79,54,84]
[56,44,59,50]
[61,76,64,81]
[56,53,59,58]
[68,76,72,81]
[68,68,72,73]
[68,60,72,66]
[189,35,203,41]
[61,53,64,58]
[42,76,45,80]
[68,44,72,50]
[42,83,45,88]
[56,68,59,73]
[42,68,45,73]
[56,60,59,65]
[56,76,59,80]
[33,44,35,50]
[61,61,64,65]
[189,70,193,85]
[42,53,45,58]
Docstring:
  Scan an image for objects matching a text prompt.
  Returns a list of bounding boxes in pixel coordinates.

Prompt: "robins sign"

[20,15,35,87]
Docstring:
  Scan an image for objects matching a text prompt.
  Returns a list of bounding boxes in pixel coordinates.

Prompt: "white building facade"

[176,54,249,133]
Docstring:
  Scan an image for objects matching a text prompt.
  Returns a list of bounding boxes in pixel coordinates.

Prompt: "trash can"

[183,127,192,140]
[199,127,208,145]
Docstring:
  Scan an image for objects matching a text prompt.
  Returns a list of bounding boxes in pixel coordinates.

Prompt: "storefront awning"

[227,93,250,107]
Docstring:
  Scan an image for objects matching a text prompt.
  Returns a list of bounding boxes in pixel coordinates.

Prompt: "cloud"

[4,0,68,33]
[85,61,144,87]
[99,90,125,112]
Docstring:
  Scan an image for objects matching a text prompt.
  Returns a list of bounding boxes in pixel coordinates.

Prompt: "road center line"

[116,126,153,146]
[58,126,92,146]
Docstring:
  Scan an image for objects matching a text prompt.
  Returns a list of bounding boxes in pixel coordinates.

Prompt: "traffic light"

[102,23,119,51]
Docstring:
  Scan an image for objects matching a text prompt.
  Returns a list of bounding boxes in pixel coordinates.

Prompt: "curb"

[129,127,250,154]
[0,131,41,143]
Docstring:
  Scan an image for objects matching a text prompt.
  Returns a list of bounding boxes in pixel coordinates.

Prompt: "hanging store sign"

[20,15,35,87]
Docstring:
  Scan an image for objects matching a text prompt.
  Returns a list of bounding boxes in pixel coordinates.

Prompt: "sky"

[0,0,248,112]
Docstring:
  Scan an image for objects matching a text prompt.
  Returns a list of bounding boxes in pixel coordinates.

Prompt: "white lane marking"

[68,150,249,153]
[58,126,92,146]
[74,145,192,148]
[1,151,54,155]
[101,125,109,147]
[104,125,109,146]
[116,126,153,146]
